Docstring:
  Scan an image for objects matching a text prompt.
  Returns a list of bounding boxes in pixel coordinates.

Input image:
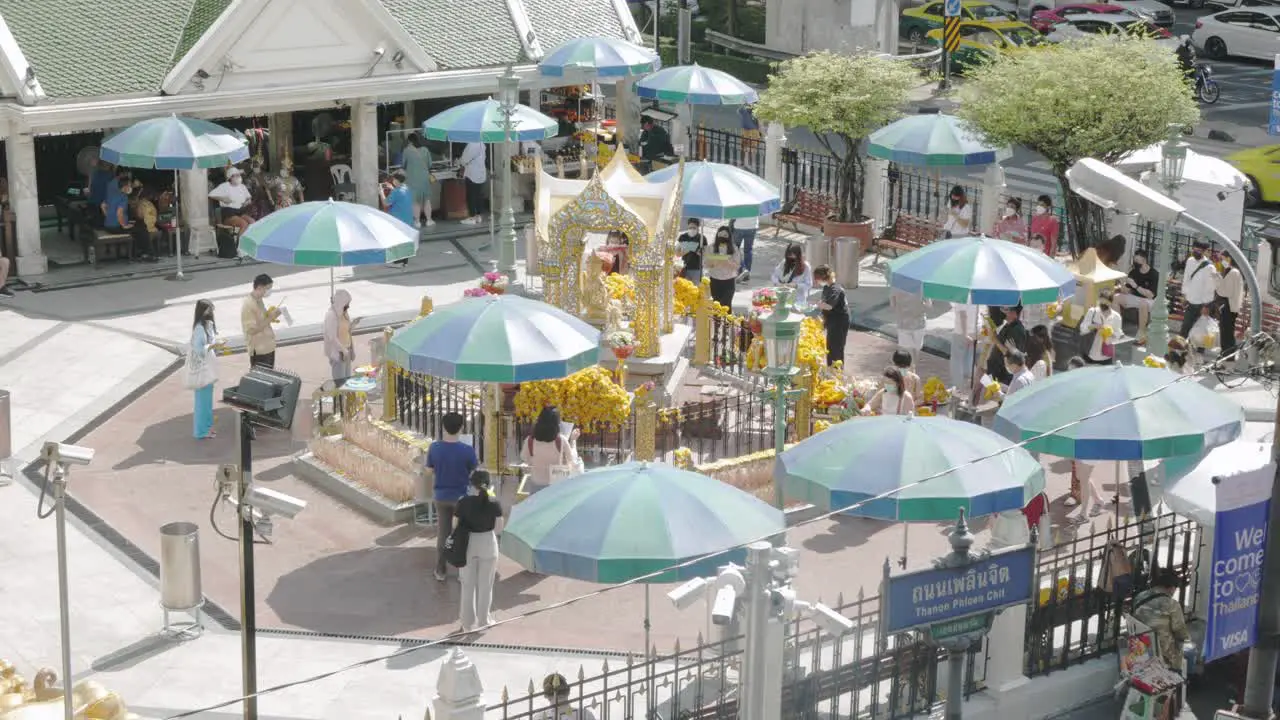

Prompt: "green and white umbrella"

[868,113,1011,168]
[886,235,1077,305]
[778,415,1044,521]
[636,64,759,105]
[993,365,1244,460]
[538,36,661,78]
[387,294,601,382]
[422,99,559,143]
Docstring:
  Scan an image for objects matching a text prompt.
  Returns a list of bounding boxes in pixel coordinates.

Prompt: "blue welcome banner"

[882,546,1035,635]
[1204,463,1273,662]
[1270,55,1280,136]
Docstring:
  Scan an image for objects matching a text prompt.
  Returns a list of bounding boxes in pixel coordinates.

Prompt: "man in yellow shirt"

[241,273,280,368]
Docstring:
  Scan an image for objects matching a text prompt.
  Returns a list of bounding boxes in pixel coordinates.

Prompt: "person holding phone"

[323,289,356,383]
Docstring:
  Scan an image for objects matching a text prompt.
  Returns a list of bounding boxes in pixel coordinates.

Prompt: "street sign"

[944,0,962,16]
[927,612,993,642]
[944,17,962,52]
[880,545,1036,635]
[1270,54,1280,136]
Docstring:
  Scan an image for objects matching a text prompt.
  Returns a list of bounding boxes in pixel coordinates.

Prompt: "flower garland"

[673,447,694,469]
[605,329,636,350]
[605,273,636,306]
[751,288,778,311]
[479,271,508,295]
[1143,354,1167,368]
[463,287,489,298]
[674,277,700,317]
[513,366,633,431]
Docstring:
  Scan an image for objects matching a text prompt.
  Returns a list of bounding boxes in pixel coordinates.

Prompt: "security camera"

[373,46,386,57]
[245,485,307,519]
[42,441,95,467]
[711,585,738,626]
[668,577,709,610]
[811,603,854,637]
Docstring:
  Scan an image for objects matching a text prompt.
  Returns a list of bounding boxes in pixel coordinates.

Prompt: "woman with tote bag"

[186,299,221,439]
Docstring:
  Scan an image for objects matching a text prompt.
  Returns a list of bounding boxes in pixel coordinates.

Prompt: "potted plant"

[754,51,919,249]
[479,271,509,295]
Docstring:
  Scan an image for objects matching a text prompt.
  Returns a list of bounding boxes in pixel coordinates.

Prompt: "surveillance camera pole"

[236,411,259,720]
[741,541,785,720]
[48,460,74,720]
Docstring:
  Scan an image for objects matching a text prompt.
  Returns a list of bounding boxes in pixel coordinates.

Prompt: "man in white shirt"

[1178,240,1219,340]
[1003,349,1036,397]
[459,142,487,226]
[733,216,759,282]
[950,303,980,391]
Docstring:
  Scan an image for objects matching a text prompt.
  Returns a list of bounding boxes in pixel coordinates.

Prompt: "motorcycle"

[1196,63,1220,104]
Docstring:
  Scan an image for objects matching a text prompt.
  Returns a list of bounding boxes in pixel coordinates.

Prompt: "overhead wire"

[161,336,1265,720]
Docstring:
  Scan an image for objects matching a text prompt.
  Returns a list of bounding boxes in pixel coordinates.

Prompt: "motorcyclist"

[1175,36,1197,86]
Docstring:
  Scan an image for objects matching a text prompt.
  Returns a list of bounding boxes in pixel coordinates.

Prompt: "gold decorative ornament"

[579,254,610,324]
[633,395,657,462]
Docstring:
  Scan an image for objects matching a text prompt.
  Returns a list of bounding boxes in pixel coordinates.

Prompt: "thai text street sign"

[881,545,1035,635]
[944,17,962,52]
[927,611,994,642]
[1204,462,1273,662]
[945,0,962,16]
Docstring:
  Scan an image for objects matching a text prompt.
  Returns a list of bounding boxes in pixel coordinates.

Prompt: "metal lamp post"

[760,287,804,509]
[1148,124,1188,357]
[496,68,521,281]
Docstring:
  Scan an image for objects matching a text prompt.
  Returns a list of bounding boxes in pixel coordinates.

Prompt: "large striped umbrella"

[538,36,661,78]
[422,99,559,143]
[993,365,1244,461]
[387,294,601,382]
[239,200,418,266]
[868,113,1011,167]
[636,65,759,105]
[646,161,781,219]
[100,114,249,169]
[778,415,1044,521]
[501,462,784,582]
[886,235,1076,305]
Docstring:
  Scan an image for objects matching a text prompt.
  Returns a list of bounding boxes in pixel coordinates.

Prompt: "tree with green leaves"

[754,51,920,222]
[955,35,1199,254]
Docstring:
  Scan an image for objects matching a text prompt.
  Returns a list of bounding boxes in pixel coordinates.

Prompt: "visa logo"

[1222,630,1250,651]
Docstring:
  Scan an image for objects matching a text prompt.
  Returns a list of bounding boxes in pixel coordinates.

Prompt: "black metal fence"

[490,592,985,720]
[781,147,841,206]
[508,414,635,469]
[1131,219,1258,273]
[655,382,781,465]
[394,373,486,459]
[709,313,759,382]
[696,126,764,177]
[882,165,984,231]
[1027,511,1200,677]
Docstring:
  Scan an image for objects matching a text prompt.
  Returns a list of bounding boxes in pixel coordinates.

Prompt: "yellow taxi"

[1226,144,1280,207]
[925,20,1044,69]
[901,0,1018,44]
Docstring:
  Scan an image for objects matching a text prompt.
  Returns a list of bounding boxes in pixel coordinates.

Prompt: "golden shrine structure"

[0,661,138,720]
[534,153,684,358]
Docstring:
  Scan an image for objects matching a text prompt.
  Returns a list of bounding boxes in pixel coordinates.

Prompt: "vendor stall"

[1118,616,1184,720]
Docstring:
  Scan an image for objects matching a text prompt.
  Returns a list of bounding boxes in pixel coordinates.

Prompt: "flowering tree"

[956,36,1199,255]
[754,51,919,222]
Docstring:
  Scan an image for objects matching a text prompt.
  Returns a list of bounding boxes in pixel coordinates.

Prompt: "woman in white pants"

[456,470,504,632]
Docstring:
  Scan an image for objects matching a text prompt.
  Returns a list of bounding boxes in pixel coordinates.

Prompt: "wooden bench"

[84,227,132,267]
[872,212,939,263]
[772,189,834,235]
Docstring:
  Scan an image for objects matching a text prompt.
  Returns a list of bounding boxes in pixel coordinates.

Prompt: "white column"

[983,534,1032,715]
[351,98,380,208]
[980,164,1006,237]
[617,79,639,150]
[432,648,485,720]
[863,157,888,233]
[1195,524,1215,622]
[764,122,786,195]
[7,130,46,276]
[877,0,900,55]
[180,169,213,256]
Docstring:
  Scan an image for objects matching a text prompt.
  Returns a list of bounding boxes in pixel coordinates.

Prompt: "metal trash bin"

[833,236,861,290]
[159,521,204,637]
[0,390,10,484]
[805,234,831,269]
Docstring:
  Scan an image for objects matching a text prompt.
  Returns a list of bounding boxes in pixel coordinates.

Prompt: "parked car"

[1192,7,1280,60]
[926,20,1045,68]
[1204,0,1280,12]
[1226,144,1280,207]
[1043,13,1177,45]
[1030,3,1136,32]
[1027,0,1175,27]
[901,0,1018,43]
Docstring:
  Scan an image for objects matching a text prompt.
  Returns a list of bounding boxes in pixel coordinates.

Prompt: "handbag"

[183,340,217,390]
[444,516,470,568]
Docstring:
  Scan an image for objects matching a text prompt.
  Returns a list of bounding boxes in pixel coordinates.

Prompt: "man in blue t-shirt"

[425,411,478,581]
[383,169,416,267]
[102,177,157,261]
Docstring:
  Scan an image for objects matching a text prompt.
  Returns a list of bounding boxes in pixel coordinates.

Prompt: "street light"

[759,287,804,509]
[1148,124,1189,356]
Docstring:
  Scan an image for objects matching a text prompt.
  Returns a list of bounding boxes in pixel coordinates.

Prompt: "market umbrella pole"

[170,170,187,281]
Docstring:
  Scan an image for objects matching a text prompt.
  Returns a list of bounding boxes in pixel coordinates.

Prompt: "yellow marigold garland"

[513,366,633,431]
[605,273,636,306]
[674,277,700,317]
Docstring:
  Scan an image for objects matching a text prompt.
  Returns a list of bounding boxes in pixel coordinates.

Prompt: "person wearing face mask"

[678,219,707,284]
[187,299,222,440]
[208,167,254,234]
[862,366,914,416]
[1179,240,1219,340]
[455,469,505,633]
[1081,290,1123,365]
[323,289,356,384]
[992,197,1027,243]
[1028,195,1059,257]
[705,226,741,309]
[770,243,813,299]
[941,185,972,239]
[241,274,280,369]
[1114,250,1159,345]
[1215,252,1243,361]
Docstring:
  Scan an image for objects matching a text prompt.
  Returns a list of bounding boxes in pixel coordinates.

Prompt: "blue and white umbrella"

[886,235,1077,306]
[636,65,759,105]
[645,161,781,219]
[422,99,559,143]
[538,36,661,78]
[868,114,1011,168]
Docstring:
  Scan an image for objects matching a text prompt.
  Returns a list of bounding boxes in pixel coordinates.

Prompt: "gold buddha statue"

[580,253,608,324]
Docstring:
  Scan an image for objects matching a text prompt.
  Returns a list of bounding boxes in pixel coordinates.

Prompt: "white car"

[1044,13,1179,47]
[1192,7,1280,60]
[1028,0,1175,26]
